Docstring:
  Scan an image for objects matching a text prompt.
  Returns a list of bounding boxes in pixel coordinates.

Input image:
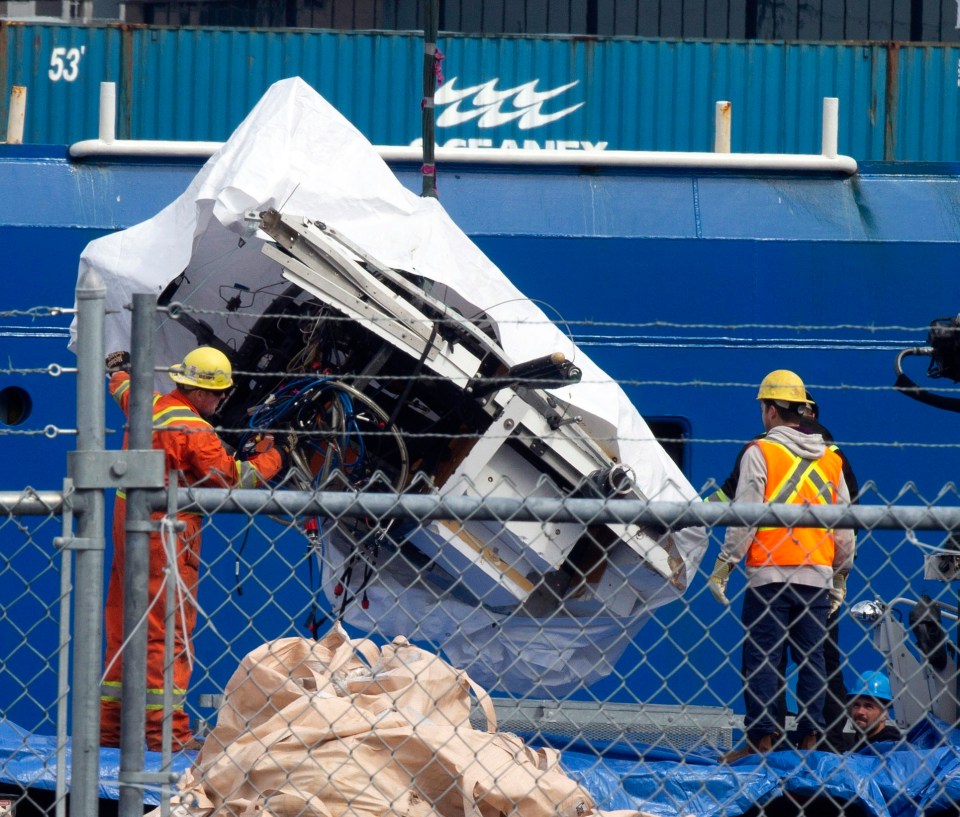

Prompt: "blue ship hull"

[4,143,960,735]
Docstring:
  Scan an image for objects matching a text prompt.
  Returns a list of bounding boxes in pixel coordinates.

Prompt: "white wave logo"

[435,77,584,130]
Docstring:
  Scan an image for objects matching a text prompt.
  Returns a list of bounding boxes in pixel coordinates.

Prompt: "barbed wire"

[93,419,960,452]
[0,426,76,437]
[0,327,72,339]
[96,364,959,395]
[12,369,956,403]
[580,338,913,351]
[0,306,75,318]
[0,300,940,334]
[156,300,941,334]
[0,364,75,376]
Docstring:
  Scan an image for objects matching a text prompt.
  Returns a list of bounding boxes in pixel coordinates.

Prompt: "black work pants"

[742,583,829,743]
[776,609,847,746]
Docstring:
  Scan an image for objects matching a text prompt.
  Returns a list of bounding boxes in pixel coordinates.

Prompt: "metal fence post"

[56,492,73,817]
[68,268,107,817]
[119,293,158,817]
[420,0,439,198]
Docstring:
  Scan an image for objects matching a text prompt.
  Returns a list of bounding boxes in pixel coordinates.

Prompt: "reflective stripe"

[766,456,811,504]
[237,460,262,489]
[110,378,161,406]
[769,461,827,507]
[765,448,834,507]
[111,379,130,404]
[100,679,122,703]
[100,681,186,709]
[805,468,831,501]
[146,701,184,711]
[146,685,186,697]
[146,689,185,709]
[154,405,210,429]
[747,440,842,568]
[155,409,207,424]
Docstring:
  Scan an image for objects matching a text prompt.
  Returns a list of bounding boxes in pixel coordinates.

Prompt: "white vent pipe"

[714,100,731,153]
[99,82,116,143]
[6,86,27,144]
[821,97,839,159]
[70,89,857,175]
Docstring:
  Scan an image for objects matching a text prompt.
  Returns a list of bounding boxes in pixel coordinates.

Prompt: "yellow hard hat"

[169,347,233,390]
[756,369,806,404]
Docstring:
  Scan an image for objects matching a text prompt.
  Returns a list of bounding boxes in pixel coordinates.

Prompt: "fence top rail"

[152,486,960,531]
[5,485,955,531]
[0,490,64,515]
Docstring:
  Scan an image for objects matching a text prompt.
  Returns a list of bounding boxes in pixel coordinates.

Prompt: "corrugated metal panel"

[893,44,960,161]
[128,28,423,142]
[0,22,122,144]
[434,38,886,157]
[1,23,958,161]
[124,33,895,160]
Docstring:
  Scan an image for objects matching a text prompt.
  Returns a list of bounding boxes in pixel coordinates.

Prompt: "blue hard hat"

[848,671,892,703]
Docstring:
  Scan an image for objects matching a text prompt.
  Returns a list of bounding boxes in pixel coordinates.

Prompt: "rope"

[99,515,214,684]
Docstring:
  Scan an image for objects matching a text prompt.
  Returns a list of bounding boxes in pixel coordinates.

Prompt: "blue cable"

[239,379,370,487]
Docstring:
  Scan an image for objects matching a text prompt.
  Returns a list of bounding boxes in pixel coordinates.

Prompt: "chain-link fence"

[5,278,960,817]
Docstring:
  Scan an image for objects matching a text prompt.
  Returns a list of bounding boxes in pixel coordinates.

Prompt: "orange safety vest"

[746,438,843,568]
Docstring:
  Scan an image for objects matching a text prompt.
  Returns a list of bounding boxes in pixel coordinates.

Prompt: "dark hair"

[762,400,806,424]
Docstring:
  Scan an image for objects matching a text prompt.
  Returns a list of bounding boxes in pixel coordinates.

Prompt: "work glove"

[707,557,734,606]
[105,350,131,373]
[252,434,276,455]
[240,433,274,460]
[275,433,297,478]
[245,433,297,475]
[829,573,847,617]
[244,434,289,484]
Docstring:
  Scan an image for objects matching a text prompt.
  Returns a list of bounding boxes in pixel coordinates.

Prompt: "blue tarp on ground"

[0,721,196,805]
[556,716,960,817]
[3,717,960,814]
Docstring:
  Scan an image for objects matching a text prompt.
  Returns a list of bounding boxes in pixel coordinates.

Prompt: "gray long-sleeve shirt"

[720,424,855,590]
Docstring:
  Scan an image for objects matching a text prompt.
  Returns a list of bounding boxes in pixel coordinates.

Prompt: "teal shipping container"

[2,21,959,161]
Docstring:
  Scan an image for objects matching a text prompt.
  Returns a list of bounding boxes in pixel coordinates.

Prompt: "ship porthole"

[0,386,32,426]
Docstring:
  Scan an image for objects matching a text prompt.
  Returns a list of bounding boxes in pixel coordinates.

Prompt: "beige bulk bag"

[162,626,655,817]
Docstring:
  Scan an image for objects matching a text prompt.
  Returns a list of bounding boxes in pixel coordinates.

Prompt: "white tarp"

[73,77,708,692]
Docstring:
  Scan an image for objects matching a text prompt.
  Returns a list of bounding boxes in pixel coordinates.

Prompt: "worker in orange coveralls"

[99,346,284,751]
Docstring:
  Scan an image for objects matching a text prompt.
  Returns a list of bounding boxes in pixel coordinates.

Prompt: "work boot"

[799,733,820,751]
[721,732,776,763]
[823,731,846,753]
[720,745,754,763]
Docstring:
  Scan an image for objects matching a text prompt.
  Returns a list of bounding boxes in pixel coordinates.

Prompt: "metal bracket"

[119,771,180,785]
[67,449,165,490]
[53,536,105,552]
[54,478,104,550]
[125,519,163,533]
